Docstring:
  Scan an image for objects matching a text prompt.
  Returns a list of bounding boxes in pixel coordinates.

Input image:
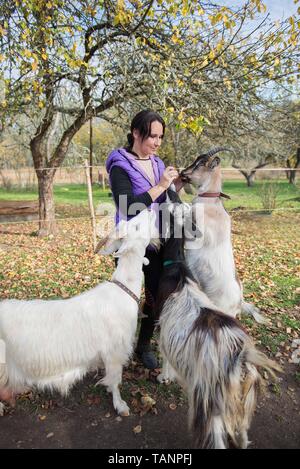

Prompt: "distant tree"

[270,99,300,184]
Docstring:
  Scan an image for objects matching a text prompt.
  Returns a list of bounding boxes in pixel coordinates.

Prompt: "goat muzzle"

[179,173,191,183]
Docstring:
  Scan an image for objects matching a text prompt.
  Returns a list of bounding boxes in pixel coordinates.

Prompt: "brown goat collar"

[110,280,141,307]
[198,192,231,200]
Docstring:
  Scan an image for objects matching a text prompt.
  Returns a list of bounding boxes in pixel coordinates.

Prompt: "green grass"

[244,276,300,309]
[0,184,112,206]
[281,315,300,332]
[270,275,300,309]
[0,180,299,211]
[222,180,300,211]
[256,326,289,354]
[182,179,300,211]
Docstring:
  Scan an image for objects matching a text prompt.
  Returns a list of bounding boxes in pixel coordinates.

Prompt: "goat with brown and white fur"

[180,148,267,324]
[157,190,280,449]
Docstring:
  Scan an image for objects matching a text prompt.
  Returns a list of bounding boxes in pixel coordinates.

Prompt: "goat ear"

[208,156,220,169]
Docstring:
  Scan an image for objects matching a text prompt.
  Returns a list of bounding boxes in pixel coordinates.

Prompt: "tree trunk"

[36,170,57,237]
[235,170,256,186]
[287,147,300,184]
[288,169,296,184]
[286,159,293,183]
[30,109,90,237]
[89,117,93,185]
[232,162,269,187]
[245,172,255,187]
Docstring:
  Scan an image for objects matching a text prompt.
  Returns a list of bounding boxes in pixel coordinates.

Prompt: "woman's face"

[133,120,164,156]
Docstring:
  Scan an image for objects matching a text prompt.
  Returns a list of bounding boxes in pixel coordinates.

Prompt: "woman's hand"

[148,166,179,202]
[158,166,179,190]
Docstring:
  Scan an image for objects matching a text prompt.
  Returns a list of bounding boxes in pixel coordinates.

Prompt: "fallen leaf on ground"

[141,395,156,407]
[133,425,142,434]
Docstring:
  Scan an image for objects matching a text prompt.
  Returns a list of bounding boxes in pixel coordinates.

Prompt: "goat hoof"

[117,401,130,416]
[241,439,251,449]
[0,403,5,416]
[157,373,170,384]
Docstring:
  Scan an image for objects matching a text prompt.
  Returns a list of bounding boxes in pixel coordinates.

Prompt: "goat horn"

[205,147,232,158]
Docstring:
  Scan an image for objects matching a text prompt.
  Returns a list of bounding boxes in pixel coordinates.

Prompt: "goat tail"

[189,386,227,449]
[245,345,282,380]
[233,343,282,449]
[187,325,281,449]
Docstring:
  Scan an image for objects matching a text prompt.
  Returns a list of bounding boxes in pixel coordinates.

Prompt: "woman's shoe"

[136,350,158,369]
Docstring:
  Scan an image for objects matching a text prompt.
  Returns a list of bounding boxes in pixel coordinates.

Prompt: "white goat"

[0,209,157,417]
[179,149,268,324]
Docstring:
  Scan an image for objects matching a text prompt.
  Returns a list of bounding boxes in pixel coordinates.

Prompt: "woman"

[106,109,182,369]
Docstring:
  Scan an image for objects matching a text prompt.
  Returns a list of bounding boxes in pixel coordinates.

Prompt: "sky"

[220,0,298,20]
[263,0,298,20]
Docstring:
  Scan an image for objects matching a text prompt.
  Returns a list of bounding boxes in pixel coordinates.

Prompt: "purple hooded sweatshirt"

[106,148,166,226]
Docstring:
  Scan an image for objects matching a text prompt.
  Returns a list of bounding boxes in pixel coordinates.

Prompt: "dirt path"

[0,363,299,449]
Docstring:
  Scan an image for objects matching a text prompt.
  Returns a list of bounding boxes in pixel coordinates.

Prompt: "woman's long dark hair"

[127,109,165,149]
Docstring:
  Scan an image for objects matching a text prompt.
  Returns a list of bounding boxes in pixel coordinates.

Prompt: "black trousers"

[136,248,163,352]
[115,248,163,353]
